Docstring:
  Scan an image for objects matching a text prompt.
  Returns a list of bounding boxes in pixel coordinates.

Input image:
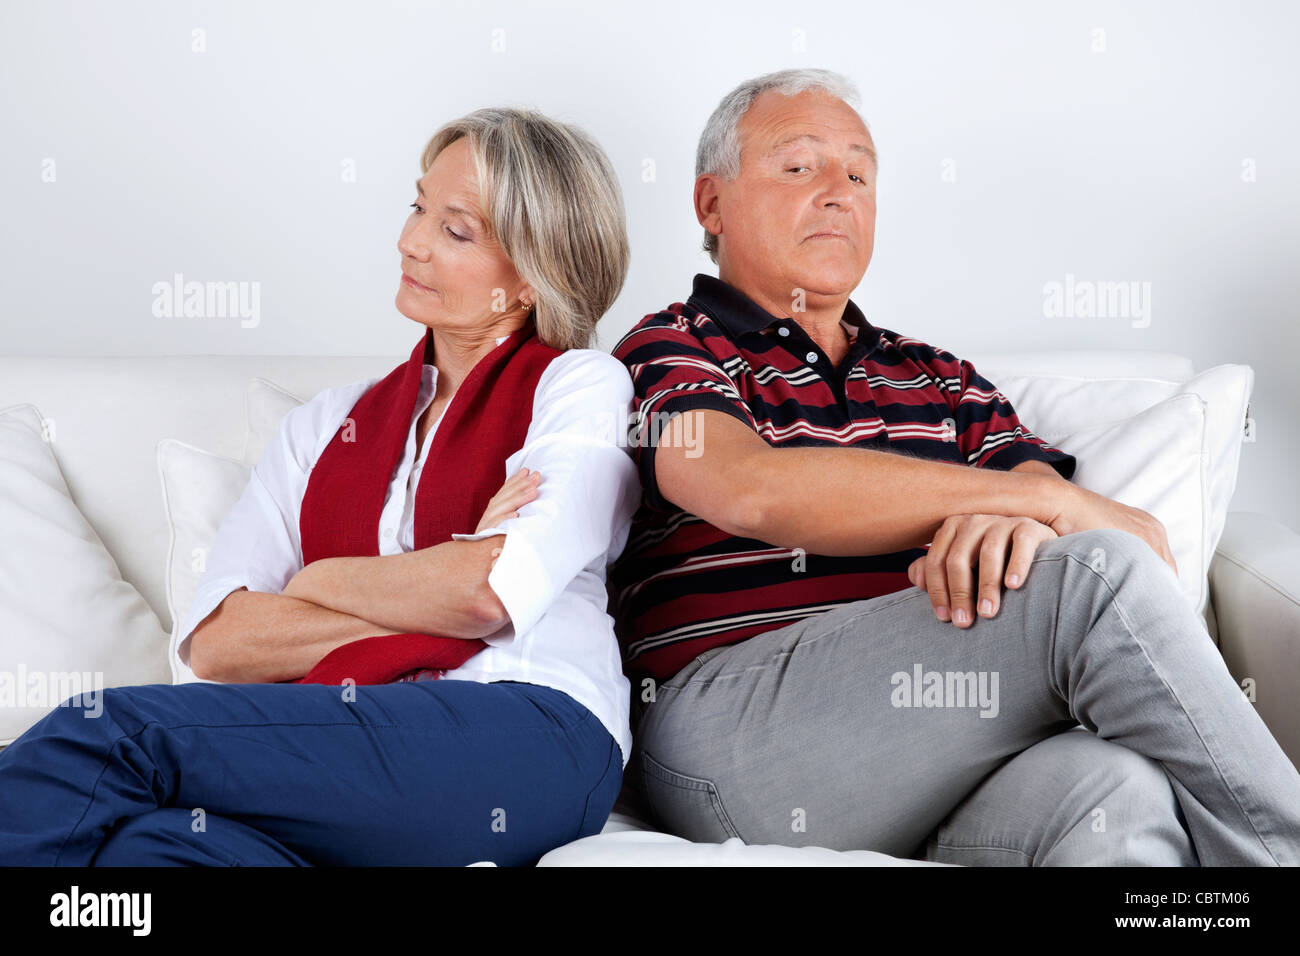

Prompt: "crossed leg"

[632,528,1300,865]
[916,726,1196,865]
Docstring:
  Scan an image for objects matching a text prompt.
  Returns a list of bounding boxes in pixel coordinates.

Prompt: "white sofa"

[1,346,1295,867]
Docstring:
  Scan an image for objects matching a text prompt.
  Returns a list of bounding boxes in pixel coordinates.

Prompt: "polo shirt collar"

[686,272,876,347]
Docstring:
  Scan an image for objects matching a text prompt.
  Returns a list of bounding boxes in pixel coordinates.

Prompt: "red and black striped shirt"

[608,273,1077,685]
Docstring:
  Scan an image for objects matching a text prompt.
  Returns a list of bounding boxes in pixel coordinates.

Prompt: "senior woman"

[0,108,640,866]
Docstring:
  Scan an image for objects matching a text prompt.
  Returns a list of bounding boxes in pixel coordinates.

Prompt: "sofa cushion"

[0,404,171,745]
[243,377,309,467]
[1051,393,1207,611]
[989,365,1252,616]
[537,811,952,866]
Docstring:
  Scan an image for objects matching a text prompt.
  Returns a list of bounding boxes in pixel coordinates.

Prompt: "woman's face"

[396,136,533,339]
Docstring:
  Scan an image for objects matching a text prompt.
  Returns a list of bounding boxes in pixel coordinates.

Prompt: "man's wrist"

[1023,471,1073,528]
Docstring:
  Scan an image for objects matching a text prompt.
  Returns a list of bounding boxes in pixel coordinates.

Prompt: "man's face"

[702,89,877,303]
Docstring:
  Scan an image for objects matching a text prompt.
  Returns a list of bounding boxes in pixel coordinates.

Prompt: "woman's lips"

[402,273,436,293]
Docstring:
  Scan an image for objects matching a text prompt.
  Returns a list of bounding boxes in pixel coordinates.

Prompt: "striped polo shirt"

[608,272,1077,686]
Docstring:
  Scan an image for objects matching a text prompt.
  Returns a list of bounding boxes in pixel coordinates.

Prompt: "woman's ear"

[518,284,537,310]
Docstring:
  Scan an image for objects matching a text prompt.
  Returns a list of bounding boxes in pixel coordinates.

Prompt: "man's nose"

[815,163,856,207]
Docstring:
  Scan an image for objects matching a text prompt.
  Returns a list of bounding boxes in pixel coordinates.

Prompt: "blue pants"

[0,678,622,866]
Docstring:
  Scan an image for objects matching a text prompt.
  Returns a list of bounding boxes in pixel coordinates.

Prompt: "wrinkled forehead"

[741,91,876,166]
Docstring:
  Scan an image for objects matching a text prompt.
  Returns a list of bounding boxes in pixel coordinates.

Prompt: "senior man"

[608,68,1300,866]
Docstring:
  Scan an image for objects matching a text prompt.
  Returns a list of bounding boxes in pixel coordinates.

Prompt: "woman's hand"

[474,467,542,534]
[907,514,1060,629]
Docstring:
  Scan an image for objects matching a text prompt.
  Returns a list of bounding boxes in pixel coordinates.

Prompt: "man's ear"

[694,174,723,241]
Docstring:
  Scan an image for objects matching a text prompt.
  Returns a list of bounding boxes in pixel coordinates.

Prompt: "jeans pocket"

[640,749,743,844]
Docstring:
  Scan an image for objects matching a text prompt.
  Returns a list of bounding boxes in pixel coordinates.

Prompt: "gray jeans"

[627,528,1300,865]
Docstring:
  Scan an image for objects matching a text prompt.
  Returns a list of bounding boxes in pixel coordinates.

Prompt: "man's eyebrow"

[413,180,486,228]
[766,133,877,164]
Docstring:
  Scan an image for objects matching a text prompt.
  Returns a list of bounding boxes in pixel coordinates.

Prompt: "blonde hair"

[420,108,629,351]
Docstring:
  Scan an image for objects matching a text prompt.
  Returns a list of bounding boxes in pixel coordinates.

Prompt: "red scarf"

[292,318,561,685]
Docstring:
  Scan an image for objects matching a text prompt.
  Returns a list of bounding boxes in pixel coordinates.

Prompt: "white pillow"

[160,378,317,686]
[156,438,252,684]
[242,377,306,467]
[0,403,171,745]
[988,365,1251,615]
[1050,393,1208,612]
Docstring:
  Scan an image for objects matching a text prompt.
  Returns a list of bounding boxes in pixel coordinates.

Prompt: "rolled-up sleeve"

[450,351,642,646]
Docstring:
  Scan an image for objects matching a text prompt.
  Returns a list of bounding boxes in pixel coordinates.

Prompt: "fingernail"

[979,599,993,616]
[936,606,950,621]
[954,608,968,625]
[1007,573,1020,587]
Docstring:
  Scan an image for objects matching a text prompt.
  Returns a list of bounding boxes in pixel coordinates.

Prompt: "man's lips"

[805,230,850,241]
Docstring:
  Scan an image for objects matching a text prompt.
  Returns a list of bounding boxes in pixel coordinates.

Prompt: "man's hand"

[1045,482,1178,576]
[907,514,1059,628]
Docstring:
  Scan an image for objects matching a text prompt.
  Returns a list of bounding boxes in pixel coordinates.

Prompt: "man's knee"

[1071,731,1173,805]
[1040,527,1158,577]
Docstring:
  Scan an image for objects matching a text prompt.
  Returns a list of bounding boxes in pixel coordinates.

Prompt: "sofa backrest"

[0,348,1197,635]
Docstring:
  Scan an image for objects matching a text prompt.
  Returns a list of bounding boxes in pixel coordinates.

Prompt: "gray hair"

[420,108,629,351]
[695,69,869,263]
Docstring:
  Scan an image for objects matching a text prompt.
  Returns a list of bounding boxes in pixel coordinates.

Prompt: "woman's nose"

[397,229,428,260]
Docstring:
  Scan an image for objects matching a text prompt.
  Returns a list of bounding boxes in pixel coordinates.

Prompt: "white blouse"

[176,337,641,767]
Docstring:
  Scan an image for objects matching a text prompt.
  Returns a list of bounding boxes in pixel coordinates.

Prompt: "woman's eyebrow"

[413,180,486,229]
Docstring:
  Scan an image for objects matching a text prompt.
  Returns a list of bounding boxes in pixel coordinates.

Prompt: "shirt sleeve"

[461,350,643,646]
[175,395,318,671]
[611,318,760,513]
[931,347,1077,480]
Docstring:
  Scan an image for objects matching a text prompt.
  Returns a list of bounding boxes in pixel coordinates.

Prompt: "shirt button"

[805,350,818,363]
[383,527,395,538]
[777,326,790,337]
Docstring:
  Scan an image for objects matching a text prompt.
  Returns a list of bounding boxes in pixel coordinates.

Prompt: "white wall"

[2,0,1296,531]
